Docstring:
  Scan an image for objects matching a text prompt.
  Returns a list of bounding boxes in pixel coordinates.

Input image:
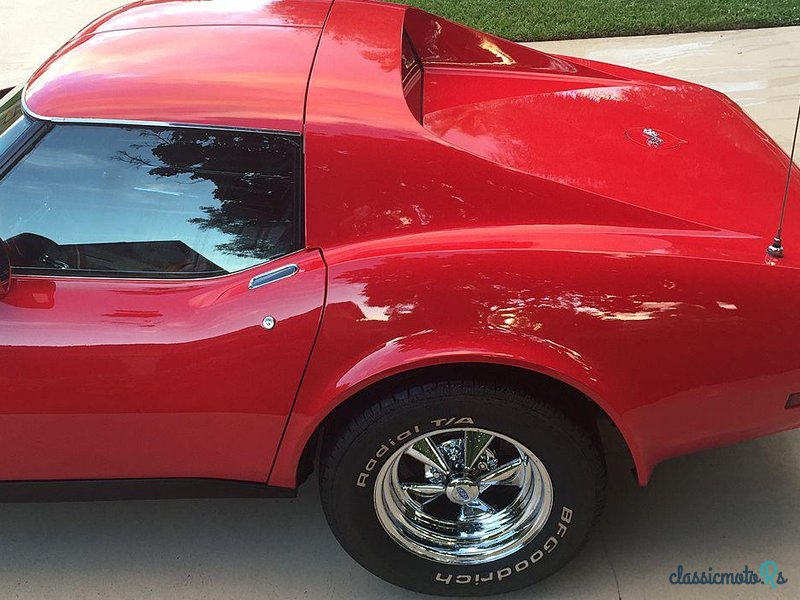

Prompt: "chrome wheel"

[373,427,553,565]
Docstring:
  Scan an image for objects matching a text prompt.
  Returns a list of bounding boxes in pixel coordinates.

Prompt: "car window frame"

[0,117,306,282]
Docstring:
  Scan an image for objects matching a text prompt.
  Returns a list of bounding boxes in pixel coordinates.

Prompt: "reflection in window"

[0,124,302,278]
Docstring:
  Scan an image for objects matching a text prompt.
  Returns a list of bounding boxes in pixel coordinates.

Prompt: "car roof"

[23,0,335,133]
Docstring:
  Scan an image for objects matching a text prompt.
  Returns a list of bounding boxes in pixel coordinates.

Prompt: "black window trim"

[0,116,50,181]
[401,31,425,124]
[0,116,306,282]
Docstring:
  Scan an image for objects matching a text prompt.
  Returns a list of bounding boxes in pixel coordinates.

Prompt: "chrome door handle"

[248,264,298,290]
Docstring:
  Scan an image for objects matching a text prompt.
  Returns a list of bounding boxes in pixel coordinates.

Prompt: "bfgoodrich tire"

[319,380,606,596]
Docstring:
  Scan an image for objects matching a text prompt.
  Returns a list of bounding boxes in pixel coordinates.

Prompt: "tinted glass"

[0,124,301,277]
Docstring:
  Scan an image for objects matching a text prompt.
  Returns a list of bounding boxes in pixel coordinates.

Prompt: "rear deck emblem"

[625,127,685,150]
[643,128,664,146]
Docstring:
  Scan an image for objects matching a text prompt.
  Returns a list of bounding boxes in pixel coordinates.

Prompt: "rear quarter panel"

[272,0,800,487]
[271,240,800,486]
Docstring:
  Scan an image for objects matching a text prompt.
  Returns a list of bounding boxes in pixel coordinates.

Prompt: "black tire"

[319,379,606,596]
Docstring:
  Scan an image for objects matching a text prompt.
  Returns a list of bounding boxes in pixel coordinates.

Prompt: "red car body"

[2,0,800,492]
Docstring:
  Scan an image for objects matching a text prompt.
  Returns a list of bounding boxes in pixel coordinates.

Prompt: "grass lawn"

[388,0,800,41]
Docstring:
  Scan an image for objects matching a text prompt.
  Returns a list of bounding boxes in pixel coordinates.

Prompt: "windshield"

[0,88,34,159]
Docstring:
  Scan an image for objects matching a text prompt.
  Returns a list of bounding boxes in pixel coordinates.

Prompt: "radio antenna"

[767,96,800,259]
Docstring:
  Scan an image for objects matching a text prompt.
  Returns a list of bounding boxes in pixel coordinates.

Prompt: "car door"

[0,108,325,482]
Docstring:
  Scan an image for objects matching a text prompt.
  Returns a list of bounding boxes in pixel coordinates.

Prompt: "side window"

[0,123,302,278]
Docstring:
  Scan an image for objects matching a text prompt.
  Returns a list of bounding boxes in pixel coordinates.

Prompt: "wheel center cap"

[445,478,480,505]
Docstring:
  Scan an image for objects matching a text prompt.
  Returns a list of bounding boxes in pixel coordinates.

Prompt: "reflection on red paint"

[4,0,800,491]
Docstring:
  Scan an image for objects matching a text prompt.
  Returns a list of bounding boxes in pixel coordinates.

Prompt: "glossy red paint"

[302,3,798,252]
[270,0,800,486]
[0,251,325,480]
[3,0,800,489]
[25,4,331,132]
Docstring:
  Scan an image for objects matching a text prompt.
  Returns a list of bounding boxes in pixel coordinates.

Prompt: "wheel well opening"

[294,362,634,486]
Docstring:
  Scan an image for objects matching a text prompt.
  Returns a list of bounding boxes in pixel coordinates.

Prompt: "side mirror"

[0,237,11,297]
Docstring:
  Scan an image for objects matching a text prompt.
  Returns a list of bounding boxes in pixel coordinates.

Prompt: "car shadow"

[592,424,800,599]
[0,427,798,599]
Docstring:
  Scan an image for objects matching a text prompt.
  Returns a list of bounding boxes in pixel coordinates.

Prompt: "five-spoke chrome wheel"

[373,427,553,565]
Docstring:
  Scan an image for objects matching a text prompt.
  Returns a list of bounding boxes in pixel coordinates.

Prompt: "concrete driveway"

[1,2,799,599]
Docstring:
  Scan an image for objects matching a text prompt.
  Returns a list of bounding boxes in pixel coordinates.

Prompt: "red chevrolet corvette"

[1,0,799,595]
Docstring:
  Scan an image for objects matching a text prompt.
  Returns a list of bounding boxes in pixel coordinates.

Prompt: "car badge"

[643,128,664,146]
[625,127,685,150]
[456,487,470,501]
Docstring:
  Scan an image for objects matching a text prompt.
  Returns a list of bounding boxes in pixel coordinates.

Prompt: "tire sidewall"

[325,391,599,596]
